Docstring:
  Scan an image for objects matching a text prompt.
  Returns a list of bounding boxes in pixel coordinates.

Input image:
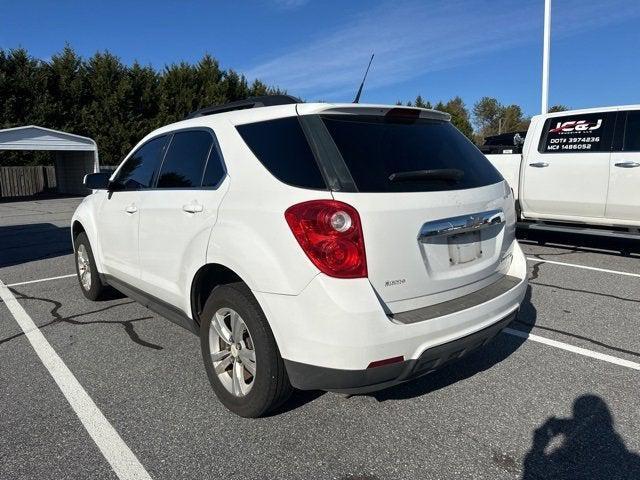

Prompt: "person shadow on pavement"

[522,395,640,480]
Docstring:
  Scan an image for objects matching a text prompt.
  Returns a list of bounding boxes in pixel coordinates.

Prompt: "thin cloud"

[246,0,640,99]
[271,0,310,9]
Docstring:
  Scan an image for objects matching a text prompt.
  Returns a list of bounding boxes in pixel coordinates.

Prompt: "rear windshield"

[321,114,503,192]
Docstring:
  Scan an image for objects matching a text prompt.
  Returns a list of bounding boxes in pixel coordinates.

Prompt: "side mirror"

[83,172,111,190]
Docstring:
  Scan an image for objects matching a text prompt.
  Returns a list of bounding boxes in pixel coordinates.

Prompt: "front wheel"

[74,232,107,301]
[200,282,292,418]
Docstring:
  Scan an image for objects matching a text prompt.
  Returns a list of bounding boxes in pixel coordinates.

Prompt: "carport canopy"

[0,125,99,195]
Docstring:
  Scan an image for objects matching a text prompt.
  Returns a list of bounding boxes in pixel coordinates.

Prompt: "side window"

[115,136,167,190]
[236,117,327,189]
[202,143,226,187]
[623,111,640,152]
[538,112,614,154]
[157,130,213,188]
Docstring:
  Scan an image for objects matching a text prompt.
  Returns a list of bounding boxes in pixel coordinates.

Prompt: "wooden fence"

[0,166,57,198]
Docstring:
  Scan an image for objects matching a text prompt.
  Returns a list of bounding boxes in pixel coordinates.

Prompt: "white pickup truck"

[485,105,640,235]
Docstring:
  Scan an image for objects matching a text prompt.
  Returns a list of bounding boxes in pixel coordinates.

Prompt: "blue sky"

[3,0,639,117]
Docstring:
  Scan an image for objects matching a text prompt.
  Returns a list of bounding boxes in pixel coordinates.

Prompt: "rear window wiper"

[388,169,464,182]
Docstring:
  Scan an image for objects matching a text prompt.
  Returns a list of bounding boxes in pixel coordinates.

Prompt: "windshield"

[320,114,503,192]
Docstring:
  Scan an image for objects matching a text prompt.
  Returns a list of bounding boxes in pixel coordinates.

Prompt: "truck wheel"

[515,200,522,222]
[74,232,108,301]
[200,282,293,418]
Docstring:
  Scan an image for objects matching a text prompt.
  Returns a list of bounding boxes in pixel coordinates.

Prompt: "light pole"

[541,0,552,114]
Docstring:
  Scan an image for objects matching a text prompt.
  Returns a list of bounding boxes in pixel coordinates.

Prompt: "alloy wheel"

[77,244,92,291]
[209,307,257,397]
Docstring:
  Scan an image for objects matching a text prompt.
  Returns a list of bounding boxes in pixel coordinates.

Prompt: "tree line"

[398,95,568,144]
[0,46,280,165]
[1,46,569,166]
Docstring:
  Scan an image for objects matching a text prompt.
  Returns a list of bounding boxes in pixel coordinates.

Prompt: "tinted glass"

[539,112,614,153]
[320,114,503,192]
[623,111,640,152]
[202,143,226,187]
[115,136,167,190]
[237,117,326,189]
[157,131,213,188]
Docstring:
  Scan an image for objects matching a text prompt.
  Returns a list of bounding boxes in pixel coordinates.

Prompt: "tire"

[200,282,292,418]
[74,232,107,301]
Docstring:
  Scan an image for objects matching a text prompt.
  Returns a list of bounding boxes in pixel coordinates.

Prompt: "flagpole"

[541,0,551,114]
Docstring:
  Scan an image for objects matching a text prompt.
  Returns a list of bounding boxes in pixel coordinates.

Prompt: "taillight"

[285,200,367,279]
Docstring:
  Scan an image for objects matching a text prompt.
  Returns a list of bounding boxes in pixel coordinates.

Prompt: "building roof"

[0,125,97,151]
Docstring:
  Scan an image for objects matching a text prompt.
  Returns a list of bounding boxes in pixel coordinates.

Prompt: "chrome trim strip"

[418,209,505,241]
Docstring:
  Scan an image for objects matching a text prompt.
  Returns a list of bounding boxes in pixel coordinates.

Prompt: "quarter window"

[236,117,327,190]
[623,111,640,152]
[539,112,614,153]
[202,143,226,187]
[157,130,214,188]
[115,136,167,190]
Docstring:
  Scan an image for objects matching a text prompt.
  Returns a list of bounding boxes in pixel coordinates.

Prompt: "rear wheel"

[200,282,292,417]
[74,232,107,301]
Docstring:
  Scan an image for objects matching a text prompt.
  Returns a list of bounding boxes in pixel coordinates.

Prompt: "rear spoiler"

[296,103,451,122]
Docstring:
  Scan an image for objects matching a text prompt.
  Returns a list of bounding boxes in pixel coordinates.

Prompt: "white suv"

[72,95,528,417]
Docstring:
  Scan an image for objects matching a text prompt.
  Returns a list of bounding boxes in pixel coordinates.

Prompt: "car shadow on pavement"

[0,193,83,204]
[269,389,326,416]
[366,284,537,402]
[0,223,72,267]
[521,394,640,480]
[275,285,537,414]
[518,229,640,257]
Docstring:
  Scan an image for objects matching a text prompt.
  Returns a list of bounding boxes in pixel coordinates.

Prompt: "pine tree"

[41,45,87,133]
[414,95,427,108]
[442,96,473,139]
[80,51,131,164]
[548,104,569,113]
[0,48,48,128]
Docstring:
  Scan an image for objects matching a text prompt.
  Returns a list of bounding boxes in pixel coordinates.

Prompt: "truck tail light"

[285,200,367,279]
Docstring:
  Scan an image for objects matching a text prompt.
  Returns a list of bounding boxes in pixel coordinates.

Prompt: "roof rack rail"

[186,94,302,119]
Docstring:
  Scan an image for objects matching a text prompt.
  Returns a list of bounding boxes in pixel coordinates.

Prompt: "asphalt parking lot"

[1,197,639,480]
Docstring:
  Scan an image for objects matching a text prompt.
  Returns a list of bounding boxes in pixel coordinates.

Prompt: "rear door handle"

[125,204,137,214]
[614,161,640,168]
[182,203,203,213]
[529,162,549,168]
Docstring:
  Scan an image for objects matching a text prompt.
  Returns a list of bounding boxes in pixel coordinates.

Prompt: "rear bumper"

[254,241,528,390]
[284,309,517,393]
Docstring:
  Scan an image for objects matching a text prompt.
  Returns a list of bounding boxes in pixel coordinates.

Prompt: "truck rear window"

[320,114,503,192]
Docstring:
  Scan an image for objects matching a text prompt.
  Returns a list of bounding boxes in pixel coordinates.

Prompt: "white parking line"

[526,257,640,278]
[6,273,76,287]
[8,256,638,289]
[0,280,153,480]
[504,328,640,371]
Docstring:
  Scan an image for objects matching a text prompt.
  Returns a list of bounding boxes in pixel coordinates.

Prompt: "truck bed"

[485,153,521,198]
